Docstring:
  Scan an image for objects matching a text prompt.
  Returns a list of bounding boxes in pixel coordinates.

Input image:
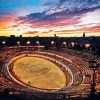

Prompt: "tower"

[83,32,85,38]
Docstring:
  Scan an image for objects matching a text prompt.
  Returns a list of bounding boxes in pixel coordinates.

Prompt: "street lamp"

[36,41,40,51]
[89,60,100,98]
[36,41,39,45]
[26,41,31,45]
[71,42,74,47]
[51,41,54,45]
[26,41,31,53]
[2,41,6,47]
[2,41,6,45]
[63,42,66,45]
[17,41,20,46]
[62,42,66,48]
[85,43,91,51]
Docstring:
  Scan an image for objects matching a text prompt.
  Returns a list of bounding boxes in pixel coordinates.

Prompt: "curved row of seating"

[0,46,100,97]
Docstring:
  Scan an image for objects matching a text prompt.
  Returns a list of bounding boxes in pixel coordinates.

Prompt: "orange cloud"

[0,15,17,29]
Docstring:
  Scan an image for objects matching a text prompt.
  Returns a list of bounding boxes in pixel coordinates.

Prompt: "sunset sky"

[0,0,100,37]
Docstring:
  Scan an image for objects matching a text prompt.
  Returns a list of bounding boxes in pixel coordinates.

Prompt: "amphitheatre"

[0,46,100,99]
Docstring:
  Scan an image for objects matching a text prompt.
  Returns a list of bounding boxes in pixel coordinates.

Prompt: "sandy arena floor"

[13,56,67,90]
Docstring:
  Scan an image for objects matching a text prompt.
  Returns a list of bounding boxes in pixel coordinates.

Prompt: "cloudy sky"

[0,0,100,37]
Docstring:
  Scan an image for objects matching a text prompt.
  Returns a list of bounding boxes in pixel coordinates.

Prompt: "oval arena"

[0,46,100,99]
[8,54,70,91]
